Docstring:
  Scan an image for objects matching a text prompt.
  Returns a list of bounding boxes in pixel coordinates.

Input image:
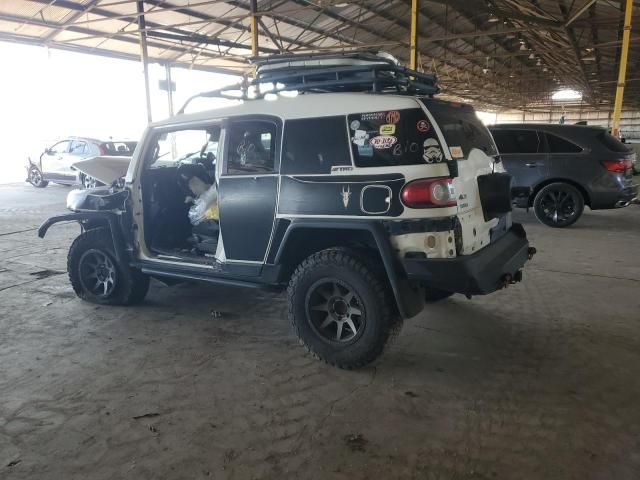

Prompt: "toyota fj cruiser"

[39,52,534,369]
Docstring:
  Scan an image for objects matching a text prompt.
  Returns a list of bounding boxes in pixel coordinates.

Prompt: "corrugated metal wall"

[494,109,640,140]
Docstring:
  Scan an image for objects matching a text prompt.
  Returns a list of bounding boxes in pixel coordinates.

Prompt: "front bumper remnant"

[402,223,532,296]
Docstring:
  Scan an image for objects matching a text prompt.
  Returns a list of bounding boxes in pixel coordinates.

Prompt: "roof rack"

[178,51,439,114]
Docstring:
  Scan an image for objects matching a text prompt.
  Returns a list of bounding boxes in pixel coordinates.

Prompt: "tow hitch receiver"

[501,270,524,289]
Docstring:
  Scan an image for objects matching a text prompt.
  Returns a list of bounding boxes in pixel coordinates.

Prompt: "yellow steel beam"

[410,0,418,70]
[250,0,259,57]
[612,0,633,137]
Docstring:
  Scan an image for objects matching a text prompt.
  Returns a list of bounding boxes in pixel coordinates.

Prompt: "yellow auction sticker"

[379,124,396,135]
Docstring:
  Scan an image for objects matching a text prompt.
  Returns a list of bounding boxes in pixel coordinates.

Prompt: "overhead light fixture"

[529,53,535,59]
[519,43,528,51]
[552,89,582,101]
[582,55,596,61]
[536,59,542,66]
[488,13,499,22]
[543,67,548,72]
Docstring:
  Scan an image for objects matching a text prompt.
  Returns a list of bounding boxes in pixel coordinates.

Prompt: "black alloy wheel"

[78,249,117,298]
[533,182,584,228]
[306,279,365,343]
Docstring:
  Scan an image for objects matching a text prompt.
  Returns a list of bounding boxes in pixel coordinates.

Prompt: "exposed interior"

[141,127,221,262]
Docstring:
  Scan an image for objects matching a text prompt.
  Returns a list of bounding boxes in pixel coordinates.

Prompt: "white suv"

[38,52,535,369]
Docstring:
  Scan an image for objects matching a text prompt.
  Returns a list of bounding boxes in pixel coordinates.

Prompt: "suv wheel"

[533,182,584,228]
[28,166,48,188]
[288,249,402,369]
[68,227,149,305]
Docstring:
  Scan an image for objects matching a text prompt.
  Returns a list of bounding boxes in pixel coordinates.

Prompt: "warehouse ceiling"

[0,0,638,110]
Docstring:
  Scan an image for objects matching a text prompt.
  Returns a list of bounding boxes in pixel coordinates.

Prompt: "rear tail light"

[401,178,456,208]
[601,159,632,173]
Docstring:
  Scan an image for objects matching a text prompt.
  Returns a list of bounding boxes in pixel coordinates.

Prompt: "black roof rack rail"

[178,51,439,114]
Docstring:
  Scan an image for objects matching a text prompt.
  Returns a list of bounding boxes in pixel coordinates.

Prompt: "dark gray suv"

[490,124,638,227]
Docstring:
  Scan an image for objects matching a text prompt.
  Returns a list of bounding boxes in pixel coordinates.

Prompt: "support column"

[410,0,419,70]
[137,1,152,123]
[250,0,259,58]
[165,63,176,158]
[165,63,174,117]
[612,0,633,137]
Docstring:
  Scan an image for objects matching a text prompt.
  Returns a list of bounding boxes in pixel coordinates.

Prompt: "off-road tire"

[533,182,584,228]
[424,287,454,302]
[28,166,48,188]
[68,227,149,305]
[287,248,402,369]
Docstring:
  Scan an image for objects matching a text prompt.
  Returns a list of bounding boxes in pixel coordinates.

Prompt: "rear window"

[347,108,444,167]
[492,129,542,154]
[282,116,351,174]
[597,132,630,153]
[102,142,136,155]
[425,101,497,158]
[546,133,582,153]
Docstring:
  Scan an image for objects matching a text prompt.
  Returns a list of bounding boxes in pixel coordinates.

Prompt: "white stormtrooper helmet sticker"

[423,138,443,163]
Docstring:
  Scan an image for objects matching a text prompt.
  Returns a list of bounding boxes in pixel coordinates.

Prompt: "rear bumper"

[402,223,531,296]
[614,183,638,207]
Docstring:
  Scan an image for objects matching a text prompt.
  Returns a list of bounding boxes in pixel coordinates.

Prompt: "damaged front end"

[38,156,133,264]
[66,155,131,212]
[66,187,128,212]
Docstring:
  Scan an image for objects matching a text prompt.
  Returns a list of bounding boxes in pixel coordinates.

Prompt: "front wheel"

[68,227,149,305]
[533,182,584,228]
[287,249,402,369]
[28,166,48,188]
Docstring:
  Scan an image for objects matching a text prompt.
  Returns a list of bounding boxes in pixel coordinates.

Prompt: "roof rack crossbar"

[177,57,439,114]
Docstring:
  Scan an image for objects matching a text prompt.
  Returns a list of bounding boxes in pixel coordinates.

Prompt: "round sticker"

[417,119,431,133]
[386,111,401,124]
[350,120,360,130]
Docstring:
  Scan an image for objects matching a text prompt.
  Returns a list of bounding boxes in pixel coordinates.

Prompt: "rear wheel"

[68,227,149,305]
[28,166,48,188]
[288,248,402,369]
[533,182,584,228]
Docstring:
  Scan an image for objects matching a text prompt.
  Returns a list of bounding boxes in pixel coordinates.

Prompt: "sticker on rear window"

[360,112,386,121]
[352,129,368,146]
[417,119,431,133]
[370,136,397,149]
[449,146,464,158]
[423,138,443,163]
[350,120,360,130]
[386,111,401,124]
[379,124,396,135]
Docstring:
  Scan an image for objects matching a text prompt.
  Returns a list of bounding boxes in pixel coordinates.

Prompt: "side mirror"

[45,148,53,155]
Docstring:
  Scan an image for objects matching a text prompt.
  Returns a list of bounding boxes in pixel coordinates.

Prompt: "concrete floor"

[1,182,640,480]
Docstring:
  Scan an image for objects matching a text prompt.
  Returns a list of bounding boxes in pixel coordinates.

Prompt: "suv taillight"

[401,178,456,208]
[601,159,632,173]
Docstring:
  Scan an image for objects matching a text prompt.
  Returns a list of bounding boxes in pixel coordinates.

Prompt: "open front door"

[217,117,280,264]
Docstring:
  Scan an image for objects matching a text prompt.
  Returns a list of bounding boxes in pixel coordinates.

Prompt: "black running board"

[136,263,261,289]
